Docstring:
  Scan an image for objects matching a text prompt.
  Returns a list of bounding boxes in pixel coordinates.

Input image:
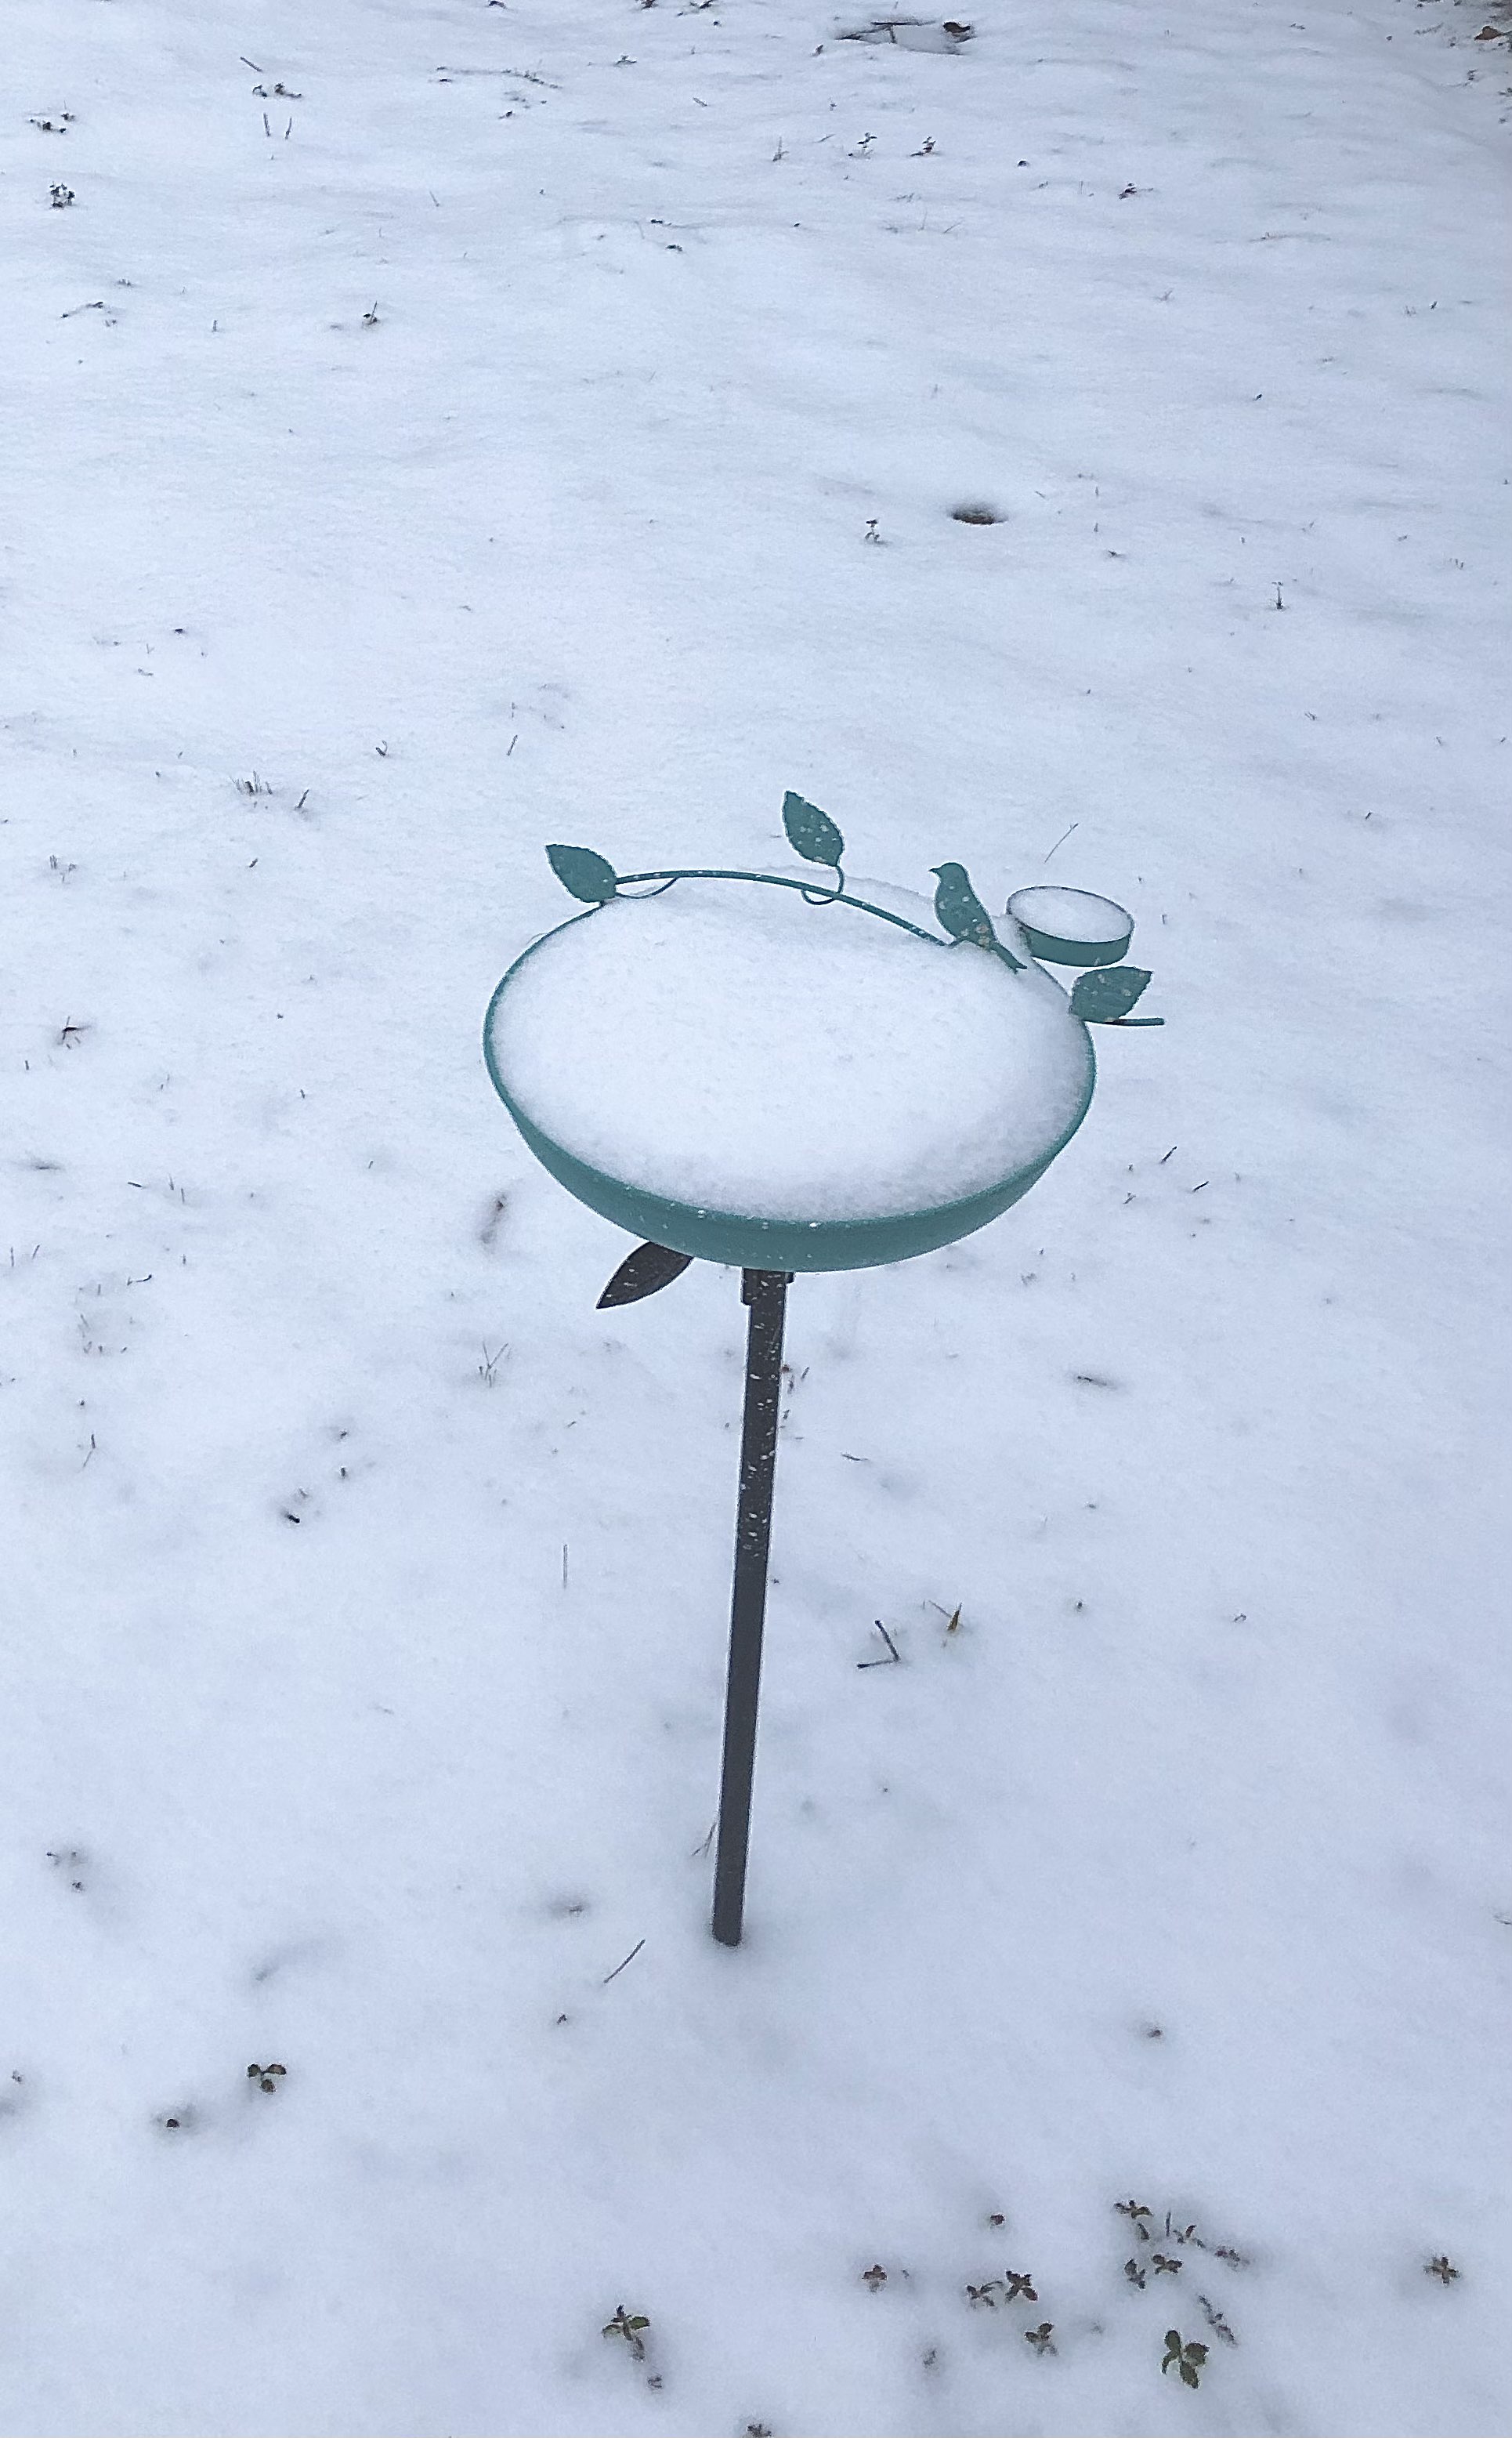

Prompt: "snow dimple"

[489,882,1091,1222]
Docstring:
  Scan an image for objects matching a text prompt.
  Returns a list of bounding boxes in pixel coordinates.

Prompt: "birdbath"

[484,795,1160,1946]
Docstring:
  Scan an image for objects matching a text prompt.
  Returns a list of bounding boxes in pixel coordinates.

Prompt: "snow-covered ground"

[3,0,1509,2429]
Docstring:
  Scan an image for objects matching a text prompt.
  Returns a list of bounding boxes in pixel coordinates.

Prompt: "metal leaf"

[1070,965,1152,1023]
[546,842,620,903]
[597,1242,695,1308]
[781,791,845,871]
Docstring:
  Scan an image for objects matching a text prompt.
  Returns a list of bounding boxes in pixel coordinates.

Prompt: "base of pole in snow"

[711,1268,789,1947]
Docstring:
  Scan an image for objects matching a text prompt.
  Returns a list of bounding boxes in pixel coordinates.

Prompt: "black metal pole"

[711,1268,789,1947]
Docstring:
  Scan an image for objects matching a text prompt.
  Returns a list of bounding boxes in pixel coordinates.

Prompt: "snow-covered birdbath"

[484,795,1161,1945]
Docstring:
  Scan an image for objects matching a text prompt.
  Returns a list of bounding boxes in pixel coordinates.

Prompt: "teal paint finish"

[780,791,845,878]
[1069,965,1153,1023]
[545,842,619,903]
[929,861,1024,968]
[1015,920,1130,968]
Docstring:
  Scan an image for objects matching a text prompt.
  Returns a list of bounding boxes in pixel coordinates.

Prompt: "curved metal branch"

[612,868,943,945]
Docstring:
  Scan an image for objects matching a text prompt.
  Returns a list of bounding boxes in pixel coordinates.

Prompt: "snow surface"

[1007,883,1132,949]
[490,882,1091,1219]
[2,0,1510,2433]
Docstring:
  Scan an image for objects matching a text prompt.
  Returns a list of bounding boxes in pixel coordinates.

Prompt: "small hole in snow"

[951,502,1003,525]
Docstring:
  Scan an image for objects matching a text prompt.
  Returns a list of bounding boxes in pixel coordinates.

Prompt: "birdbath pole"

[712,1269,789,1945]
[484,794,1161,1947]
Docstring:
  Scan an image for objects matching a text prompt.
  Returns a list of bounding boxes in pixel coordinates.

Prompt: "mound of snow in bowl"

[488,880,1092,1225]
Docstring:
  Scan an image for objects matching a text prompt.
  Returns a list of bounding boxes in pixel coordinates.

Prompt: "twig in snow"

[1197,2292,1237,2344]
[858,1618,902,1668]
[601,1938,645,1985]
[436,63,562,86]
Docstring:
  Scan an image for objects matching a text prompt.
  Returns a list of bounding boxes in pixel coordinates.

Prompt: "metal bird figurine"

[931,862,1023,969]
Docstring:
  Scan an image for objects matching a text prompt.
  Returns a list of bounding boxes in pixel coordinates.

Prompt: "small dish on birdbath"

[1006,885,1134,968]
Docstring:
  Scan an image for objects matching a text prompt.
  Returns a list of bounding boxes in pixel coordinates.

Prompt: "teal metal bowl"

[483,936,1097,1275]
